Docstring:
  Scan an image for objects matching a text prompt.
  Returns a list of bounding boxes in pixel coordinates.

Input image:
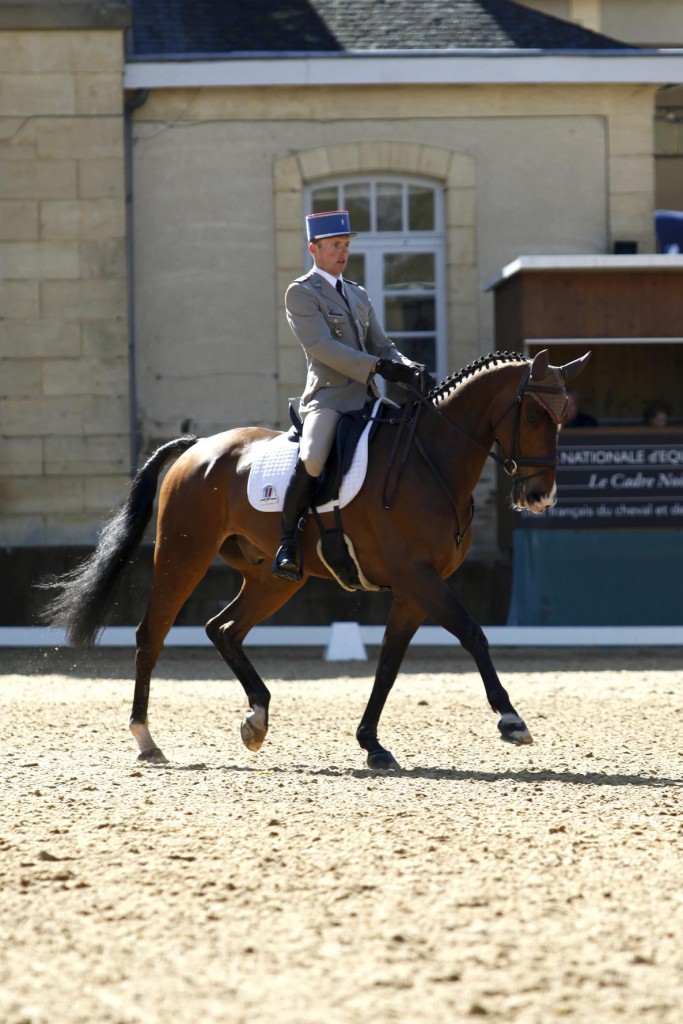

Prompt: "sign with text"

[518,430,683,529]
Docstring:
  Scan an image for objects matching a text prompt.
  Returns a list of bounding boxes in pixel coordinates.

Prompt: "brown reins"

[408,362,564,479]
[379,361,565,545]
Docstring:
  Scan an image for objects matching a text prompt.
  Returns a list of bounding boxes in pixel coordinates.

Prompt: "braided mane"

[428,351,528,405]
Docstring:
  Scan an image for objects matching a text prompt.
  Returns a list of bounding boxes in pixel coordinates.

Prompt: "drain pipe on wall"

[124,87,149,477]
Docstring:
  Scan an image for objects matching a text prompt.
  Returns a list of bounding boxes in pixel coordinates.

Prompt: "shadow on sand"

[155,761,681,788]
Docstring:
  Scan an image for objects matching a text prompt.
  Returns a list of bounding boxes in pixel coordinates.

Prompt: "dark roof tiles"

[130,0,634,57]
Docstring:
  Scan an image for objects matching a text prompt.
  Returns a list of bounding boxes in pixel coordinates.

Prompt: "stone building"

[1,0,682,624]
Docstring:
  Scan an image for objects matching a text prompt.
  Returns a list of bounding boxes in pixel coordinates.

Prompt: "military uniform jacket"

[285,269,405,416]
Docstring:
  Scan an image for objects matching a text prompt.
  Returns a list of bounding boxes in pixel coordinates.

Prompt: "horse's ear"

[561,351,592,383]
[530,349,549,381]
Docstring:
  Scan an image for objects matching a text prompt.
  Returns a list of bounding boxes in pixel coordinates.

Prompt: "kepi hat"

[306,209,357,242]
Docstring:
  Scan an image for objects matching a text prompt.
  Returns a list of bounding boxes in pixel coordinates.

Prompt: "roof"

[485,255,683,292]
[129,0,635,58]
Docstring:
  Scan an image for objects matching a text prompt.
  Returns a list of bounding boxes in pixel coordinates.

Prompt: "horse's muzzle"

[512,480,557,514]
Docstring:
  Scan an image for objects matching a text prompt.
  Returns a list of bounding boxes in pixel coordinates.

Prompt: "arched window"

[305,177,447,378]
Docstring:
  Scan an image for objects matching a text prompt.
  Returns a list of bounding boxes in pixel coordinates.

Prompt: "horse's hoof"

[240,705,268,752]
[366,749,401,770]
[137,747,169,765]
[498,713,533,746]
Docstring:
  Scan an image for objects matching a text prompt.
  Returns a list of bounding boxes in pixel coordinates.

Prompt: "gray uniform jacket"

[285,270,407,416]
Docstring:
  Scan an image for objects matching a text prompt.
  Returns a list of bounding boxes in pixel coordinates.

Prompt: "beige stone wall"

[517,0,683,45]
[655,83,683,209]
[133,81,655,436]
[601,0,683,47]
[131,81,655,558]
[0,46,659,557]
[0,28,130,545]
[516,1,572,20]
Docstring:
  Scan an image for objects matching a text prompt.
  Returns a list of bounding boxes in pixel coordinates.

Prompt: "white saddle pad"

[247,399,391,514]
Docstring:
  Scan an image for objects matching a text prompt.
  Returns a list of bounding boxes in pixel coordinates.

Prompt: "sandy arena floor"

[0,645,681,1024]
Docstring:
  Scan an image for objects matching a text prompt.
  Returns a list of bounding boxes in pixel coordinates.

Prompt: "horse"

[41,348,589,768]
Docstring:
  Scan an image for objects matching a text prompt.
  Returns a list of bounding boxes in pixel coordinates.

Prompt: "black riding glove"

[375,357,429,393]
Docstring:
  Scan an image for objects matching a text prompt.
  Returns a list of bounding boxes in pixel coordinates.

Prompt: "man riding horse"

[40,207,590,766]
[272,209,430,581]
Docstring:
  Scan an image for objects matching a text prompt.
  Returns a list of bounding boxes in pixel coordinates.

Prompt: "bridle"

[381,362,566,544]
[417,363,566,485]
[491,366,566,482]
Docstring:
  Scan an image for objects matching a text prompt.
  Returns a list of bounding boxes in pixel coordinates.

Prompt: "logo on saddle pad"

[247,400,387,514]
[260,483,278,504]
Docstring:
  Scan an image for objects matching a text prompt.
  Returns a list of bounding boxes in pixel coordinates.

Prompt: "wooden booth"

[486,256,683,626]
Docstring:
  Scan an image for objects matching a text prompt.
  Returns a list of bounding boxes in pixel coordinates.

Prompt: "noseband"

[381,360,564,544]
[493,366,565,482]
[416,364,564,482]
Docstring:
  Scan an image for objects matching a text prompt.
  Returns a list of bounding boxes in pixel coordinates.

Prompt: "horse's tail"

[39,436,199,647]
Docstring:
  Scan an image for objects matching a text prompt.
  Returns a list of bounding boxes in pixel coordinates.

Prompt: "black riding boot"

[272,458,317,581]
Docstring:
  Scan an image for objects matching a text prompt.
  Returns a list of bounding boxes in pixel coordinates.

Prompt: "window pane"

[344,183,371,233]
[392,336,437,373]
[305,177,444,378]
[384,252,435,290]
[385,296,435,333]
[346,253,365,287]
[408,185,434,231]
[377,182,403,232]
[311,186,339,213]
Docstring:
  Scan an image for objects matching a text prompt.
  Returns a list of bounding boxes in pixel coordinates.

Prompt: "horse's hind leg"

[205,569,304,752]
[130,543,221,764]
[356,596,425,770]
[130,619,167,763]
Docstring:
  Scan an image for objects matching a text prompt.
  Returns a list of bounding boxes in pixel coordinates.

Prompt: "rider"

[272,208,429,581]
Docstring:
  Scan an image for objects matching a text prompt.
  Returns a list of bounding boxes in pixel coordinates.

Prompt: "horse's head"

[496,349,591,514]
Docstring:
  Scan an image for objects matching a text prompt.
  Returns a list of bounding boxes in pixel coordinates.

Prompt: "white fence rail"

[1,624,682,660]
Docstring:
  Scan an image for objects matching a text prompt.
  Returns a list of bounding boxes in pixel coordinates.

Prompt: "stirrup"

[272,544,303,582]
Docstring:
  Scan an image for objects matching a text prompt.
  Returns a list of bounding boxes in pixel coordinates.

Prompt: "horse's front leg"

[356,596,425,769]
[206,571,305,752]
[394,563,533,746]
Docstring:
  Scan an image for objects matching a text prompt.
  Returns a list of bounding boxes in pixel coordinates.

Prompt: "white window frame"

[304,175,448,380]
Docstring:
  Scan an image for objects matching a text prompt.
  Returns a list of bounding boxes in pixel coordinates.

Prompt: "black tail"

[38,436,199,647]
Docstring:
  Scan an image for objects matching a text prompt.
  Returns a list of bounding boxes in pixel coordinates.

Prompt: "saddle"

[294,400,394,593]
[247,399,397,591]
[289,399,387,507]
[247,398,396,514]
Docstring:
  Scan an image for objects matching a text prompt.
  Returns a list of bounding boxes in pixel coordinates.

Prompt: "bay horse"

[41,349,589,768]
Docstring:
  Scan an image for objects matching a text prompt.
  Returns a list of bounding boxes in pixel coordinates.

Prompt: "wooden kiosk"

[486,256,683,625]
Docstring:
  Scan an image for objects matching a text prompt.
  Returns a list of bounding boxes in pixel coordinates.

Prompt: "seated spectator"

[565,390,597,428]
[643,400,671,428]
